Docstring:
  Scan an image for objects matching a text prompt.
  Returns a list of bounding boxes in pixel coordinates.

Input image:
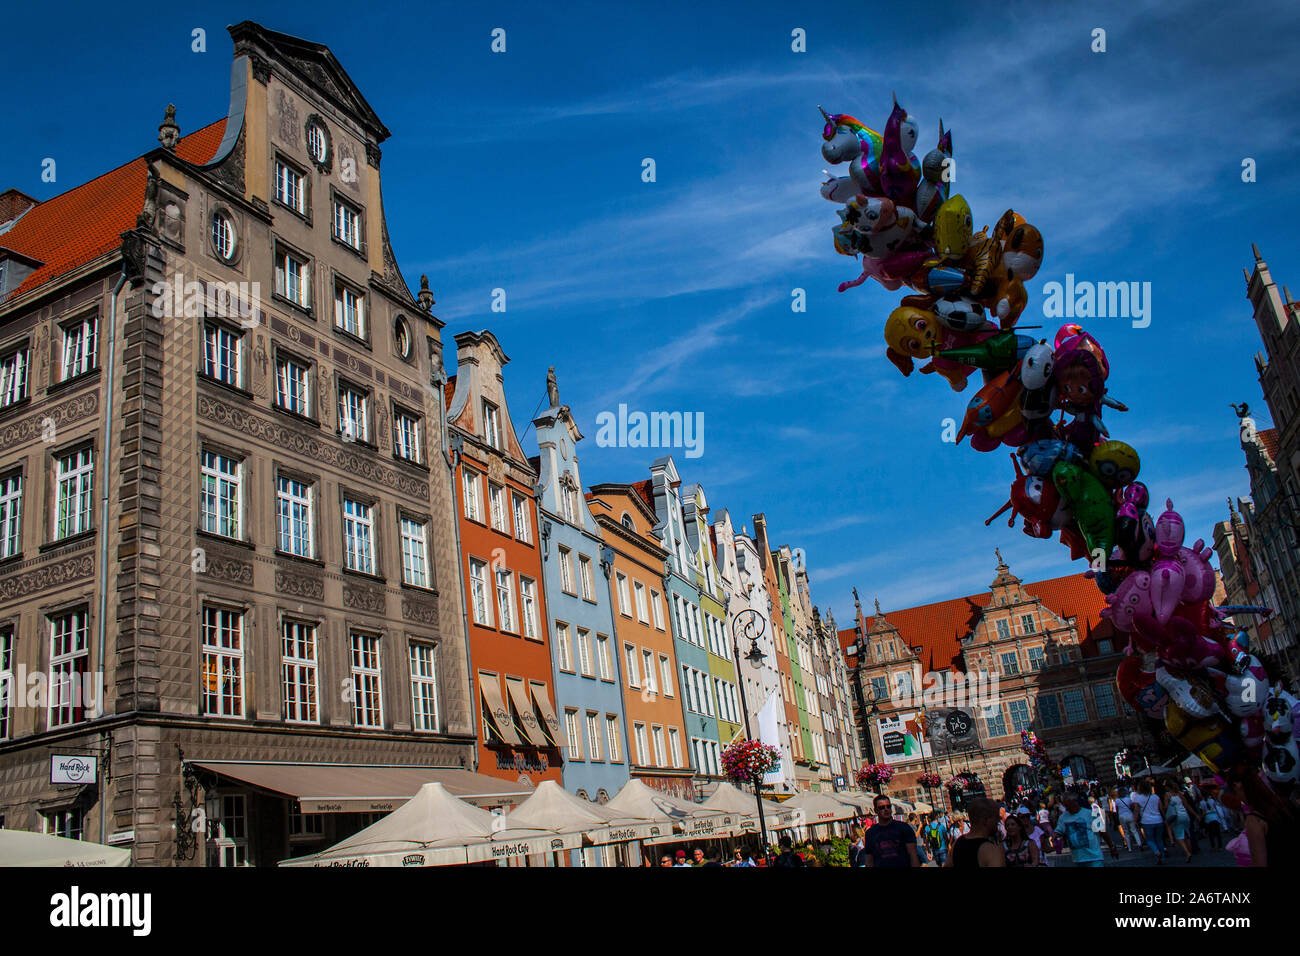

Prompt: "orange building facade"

[446,331,562,785]
[587,483,695,800]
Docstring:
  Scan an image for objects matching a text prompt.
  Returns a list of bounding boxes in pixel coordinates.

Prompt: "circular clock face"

[945,710,972,737]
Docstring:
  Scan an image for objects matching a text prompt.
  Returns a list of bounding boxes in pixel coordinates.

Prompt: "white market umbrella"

[782,790,859,825]
[279,781,533,867]
[0,830,130,867]
[466,781,660,855]
[703,781,797,831]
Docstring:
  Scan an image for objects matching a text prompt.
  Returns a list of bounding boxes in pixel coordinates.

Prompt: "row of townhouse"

[0,21,861,866]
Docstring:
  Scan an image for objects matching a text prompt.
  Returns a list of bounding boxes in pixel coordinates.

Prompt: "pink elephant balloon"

[1100,570,1153,632]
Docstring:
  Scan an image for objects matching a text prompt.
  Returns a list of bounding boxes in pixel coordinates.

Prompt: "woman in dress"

[1003,814,1040,868]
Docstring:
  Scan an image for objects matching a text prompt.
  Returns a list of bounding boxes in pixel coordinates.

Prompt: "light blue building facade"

[648,456,720,784]
[532,382,631,802]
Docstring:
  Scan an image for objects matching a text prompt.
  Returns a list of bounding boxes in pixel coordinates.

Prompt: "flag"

[758,692,786,785]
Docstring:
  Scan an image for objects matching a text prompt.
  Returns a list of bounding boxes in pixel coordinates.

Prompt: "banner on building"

[925,707,980,756]
[875,712,931,765]
[757,692,788,785]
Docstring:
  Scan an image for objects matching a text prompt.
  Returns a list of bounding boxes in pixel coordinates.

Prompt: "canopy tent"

[279,782,546,867]
[1131,754,1207,779]
[0,829,130,867]
[465,780,662,859]
[912,801,935,814]
[601,779,677,841]
[702,781,798,830]
[829,791,876,813]
[778,790,858,827]
[645,788,739,843]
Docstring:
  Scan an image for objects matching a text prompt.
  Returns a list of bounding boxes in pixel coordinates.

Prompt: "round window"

[307,123,327,164]
[210,211,236,261]
[394,315,411,360]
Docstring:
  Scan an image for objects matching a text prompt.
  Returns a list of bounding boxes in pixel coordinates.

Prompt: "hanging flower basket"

[946,776,966,792]
[857,763,894,786]
[918,772,942,789]
[721,739,781,783]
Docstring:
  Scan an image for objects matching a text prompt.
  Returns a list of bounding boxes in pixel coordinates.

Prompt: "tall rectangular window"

[595,634,612,680]
[342,498,374,574]
[332,198,360,249]
[200,450,241,539]
[1062,688,1088,724]
[350,632,383,727]
[1008,698,1032,733]
[651,590,664,629]
[277,475,313,557]
[201,606,243,719]
[281,620,318,724]
[578,555,595,600]
[616,573,631,615]
[634,582,649,622]
[983,702,1007,737]
[558,547,575,594]
[489,483,508,533]
[495,568,516,633]
[275,160,305,213]
[634,723,648,765]
[0,626,12,739]
[606,715,622,763]
[409,643,439,731]
[512,493,531,542]
[999,651,1020,676]
[577,628,593,676]
[1093,683,1118,719]
[995,619,1011,641]
[275,354,311,416]
[394,411,421,462]
[1020,614,1036,634]
[565,709,582,758]
[463,470,483,522]
[0,472,22,559]
[1038,693,1063,728]
[469,558,492,626]
[0,348,28,407]
[61,316,97,381]
[274,247,310,308]
[203,323,241,386]
[624,644,640,688]
[659,656,673,697]
[555,622,573,671]
[482,400,501,449]
[334,282,366,338]
[519,577,538,638]
[55,447,93,540]
[338,384,369,442]
[400,517,429,588]
[668,728,681,768]
[48,610,90,728]
[642,649,657,694]
[1027,646,1046,671]
[586,712,602,761]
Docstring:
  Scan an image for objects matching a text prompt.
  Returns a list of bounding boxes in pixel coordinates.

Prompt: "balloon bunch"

[1020,730,1063,793]
[819,97,1284,786]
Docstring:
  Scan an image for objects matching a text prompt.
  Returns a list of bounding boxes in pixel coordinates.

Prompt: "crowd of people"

[643,771,1297,867]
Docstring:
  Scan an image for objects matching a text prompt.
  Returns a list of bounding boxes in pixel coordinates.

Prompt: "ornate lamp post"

[731,607,771,849]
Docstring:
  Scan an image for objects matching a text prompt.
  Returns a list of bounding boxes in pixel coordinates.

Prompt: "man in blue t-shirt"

[925,813,950,866]
[863,796,920,867]
[1056,793,1103,867]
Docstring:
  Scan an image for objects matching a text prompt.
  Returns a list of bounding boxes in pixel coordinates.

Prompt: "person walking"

[862,795,920,868]
[1003,814,1040,867]
[925,812,950,867]
[848,826,867,867]
[1131,779,1167,863]
[1201,790,1225,850]
[1110,788,1138,852]
[946,797,1006,868]
[1090,795,1120,859]
[772,835,805,867]
[1222,771,1300,867]
[1163,781,1193,864]
[1056,793,1104,867]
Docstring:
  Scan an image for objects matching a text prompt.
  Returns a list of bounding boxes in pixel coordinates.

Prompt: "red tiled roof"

[1258,429,1279,468]
[443,375,457,410]
[630,479,653,511]
[838,571,1114,673]
[2,119,227,300]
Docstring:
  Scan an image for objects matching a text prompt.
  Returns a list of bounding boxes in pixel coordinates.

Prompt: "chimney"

[0,189,39,230]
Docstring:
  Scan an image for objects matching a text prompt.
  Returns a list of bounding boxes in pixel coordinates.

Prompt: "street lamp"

[731,607,770,850]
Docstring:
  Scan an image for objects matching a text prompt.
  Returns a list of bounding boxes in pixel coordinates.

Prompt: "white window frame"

[275,352,311,417]
[605,715,622,763]
[276,474,314,558]
[203,322,242,387]
[338,383,370,443]
[558,547,575,594]
[394,410,422,463]
[409,642,440,732]
[201,605,244,720]
[634,582,649,623]
[595,634,612,680]
[586,712,603,762]
[463,470,483,522]
[274,246,310,308]
[489,483,508,533]
[350,631,384,728]
[512,493,531,542]
[332,197,361,249]
[200,449,241,540]
[652,725,666,767]
[342,497,375,574]
[668,728,682,768]
[634,723,648,766]
[519,577,538,638]
[400,516,429,588]
[495,568,516,633]
[275,159,306,214]
[0,347,28,407]
[0,471,22,560]
[482,400,502,449]
[55,447,93,540]
[49,609,90,728]
[469,558,492,627]
[60,315,97,381]
[578,555,594,601]
[281,619,319,725]
[577,628,593,677]
[556,622,573,672]
[651,590,664,630]
[623,643,640,689]
[334,281,366,339]
[565,709,583,758]
[616,573,631,616]
[642,649,657,695]
[659,655,673,697]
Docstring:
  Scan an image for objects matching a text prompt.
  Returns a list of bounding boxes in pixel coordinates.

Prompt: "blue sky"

[4,0,1299,622]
